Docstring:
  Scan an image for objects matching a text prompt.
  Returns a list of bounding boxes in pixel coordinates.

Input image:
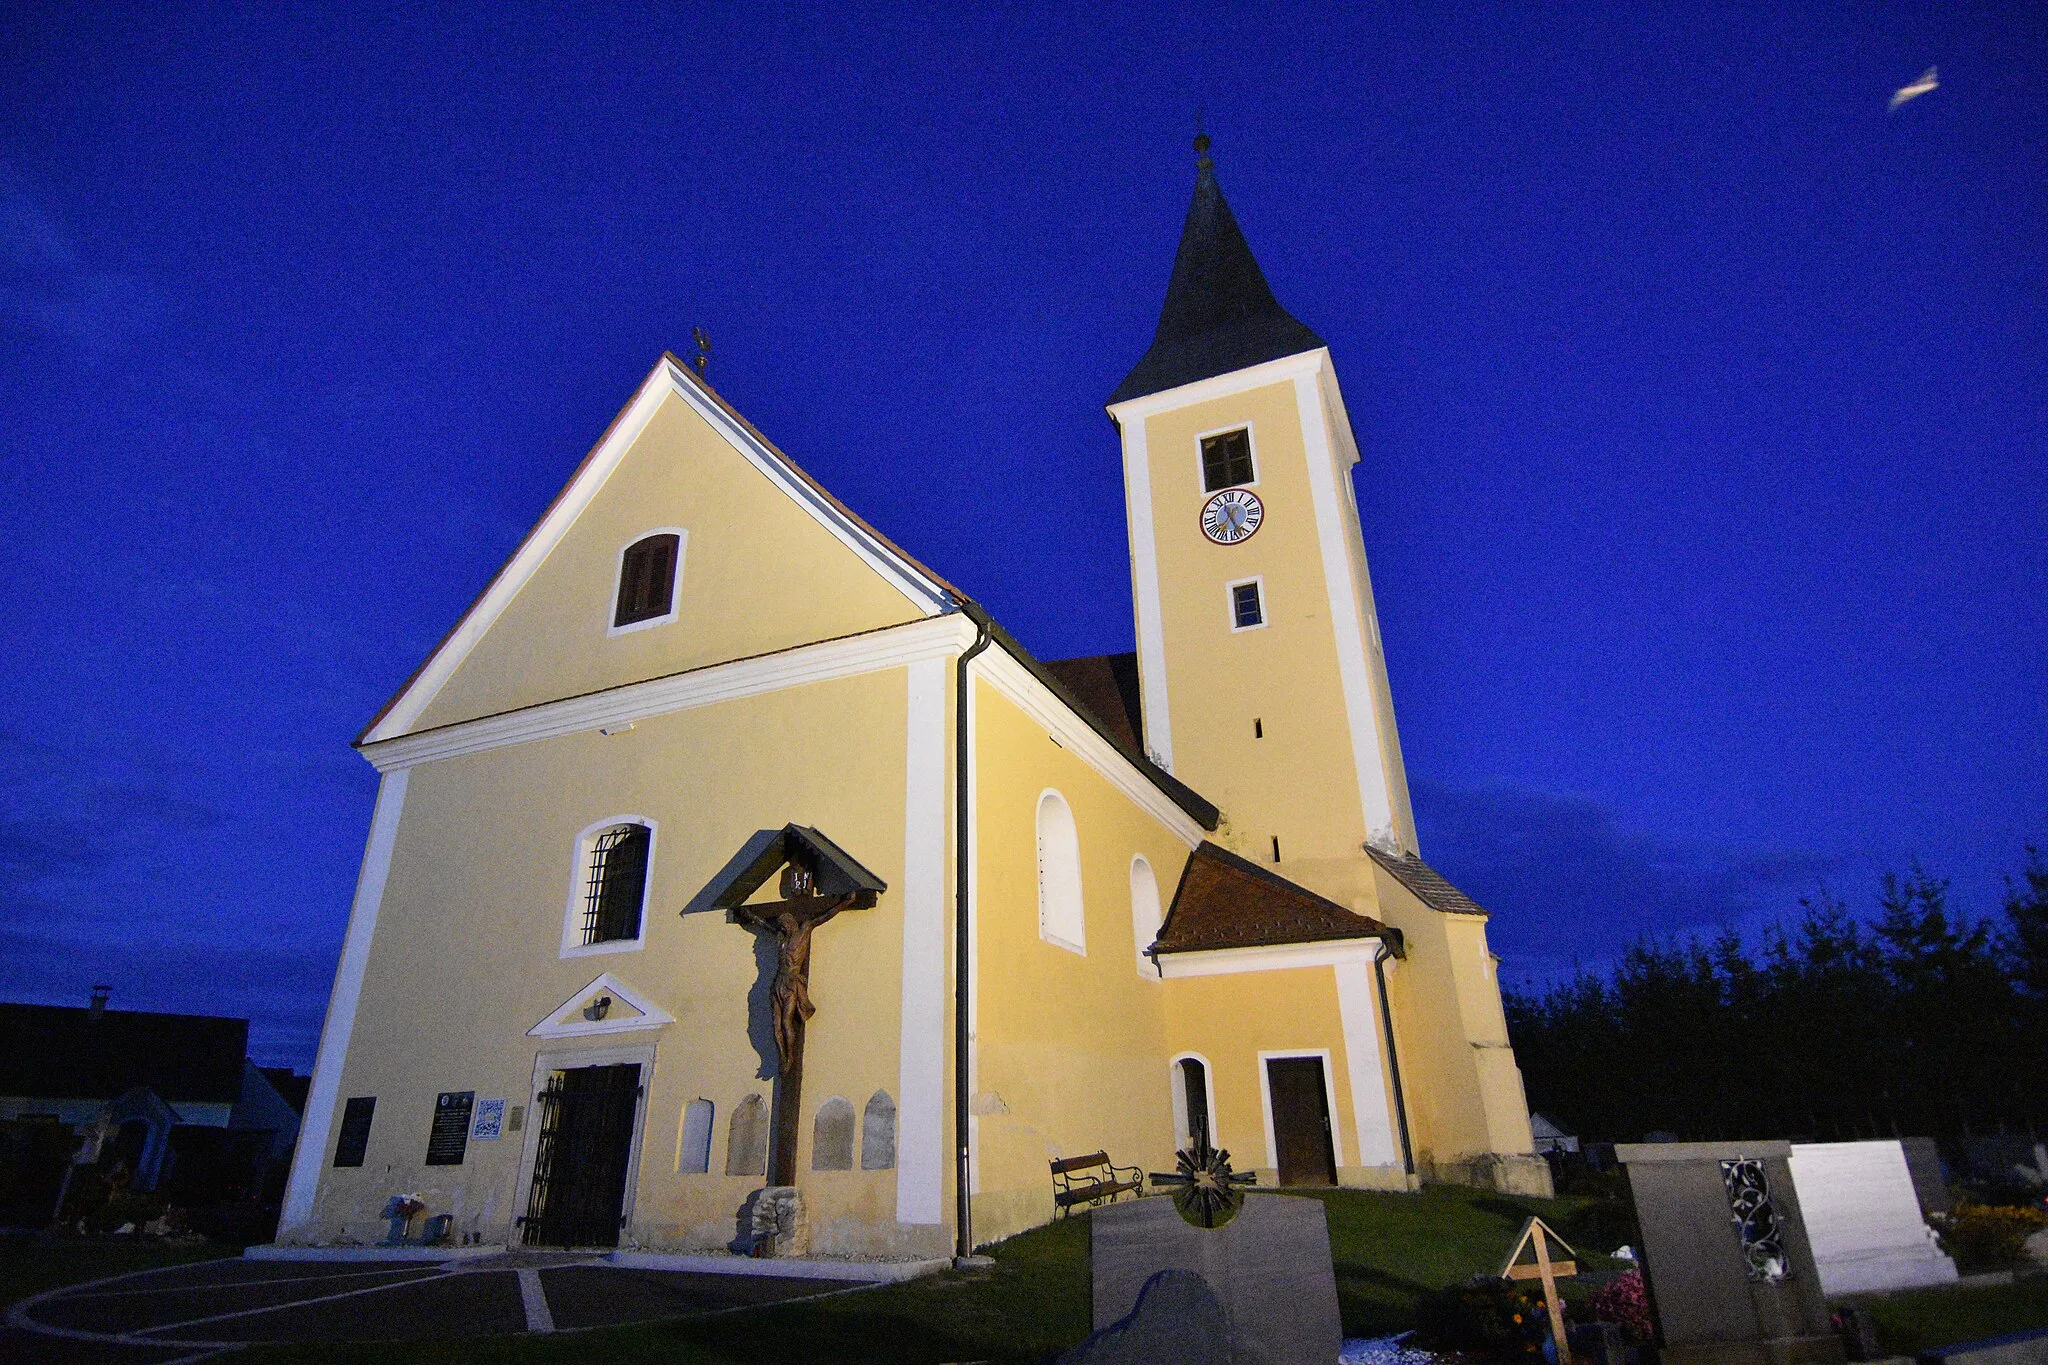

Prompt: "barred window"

[581,824,651,944]
[614,534,680,628]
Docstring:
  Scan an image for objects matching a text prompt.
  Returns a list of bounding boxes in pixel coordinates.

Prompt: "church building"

[277,142,1547,1261]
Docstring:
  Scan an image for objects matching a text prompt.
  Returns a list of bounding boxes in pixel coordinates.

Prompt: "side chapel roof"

[1109,139,1327,407]
[1151,841,1395,956]
[1366,846,1489,916]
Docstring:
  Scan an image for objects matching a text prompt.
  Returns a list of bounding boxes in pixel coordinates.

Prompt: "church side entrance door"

[520,1063,642,1247]
[1266,1057,1337,1187]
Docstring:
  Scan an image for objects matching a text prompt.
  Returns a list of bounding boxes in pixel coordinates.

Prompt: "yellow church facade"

[275,147,1546,1262]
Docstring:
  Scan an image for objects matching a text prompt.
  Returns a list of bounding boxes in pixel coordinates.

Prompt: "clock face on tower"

[1200,489,1264,545]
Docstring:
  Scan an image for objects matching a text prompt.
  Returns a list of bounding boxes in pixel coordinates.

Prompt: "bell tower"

[1108,138,1416,895]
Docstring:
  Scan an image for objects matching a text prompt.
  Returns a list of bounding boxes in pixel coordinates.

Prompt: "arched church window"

[612,531,683,630]
[577,822,652,946]
[677,1098,714,1174]
[1130,856,1163,979]
[726,1094,767,1176]
[861,1091,897,1170]
[812,1097,855,1171]
[1036,790,1086,954]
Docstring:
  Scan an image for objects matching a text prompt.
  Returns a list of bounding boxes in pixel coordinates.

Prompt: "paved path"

[6,1251,868,1362]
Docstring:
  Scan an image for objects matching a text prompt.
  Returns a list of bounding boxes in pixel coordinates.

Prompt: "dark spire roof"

[1109,138,1326,407]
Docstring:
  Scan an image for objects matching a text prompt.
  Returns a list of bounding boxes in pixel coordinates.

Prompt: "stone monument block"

[1057,1268,1235,1365]
[1089,1193,1342,1365]
[1788,1140,1958,1295]
[1618,1140,1845,1365]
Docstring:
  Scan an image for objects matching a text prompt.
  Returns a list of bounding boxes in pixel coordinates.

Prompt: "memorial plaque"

[424,1091,474,1165]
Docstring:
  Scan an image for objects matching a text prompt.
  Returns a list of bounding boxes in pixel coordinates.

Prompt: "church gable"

[364,356,952,741]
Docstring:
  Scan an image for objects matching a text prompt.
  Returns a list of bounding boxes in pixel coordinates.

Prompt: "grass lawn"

[0,1237,239,1307]
[250,1184,1611,1363]
[1849,1277,2048,1356]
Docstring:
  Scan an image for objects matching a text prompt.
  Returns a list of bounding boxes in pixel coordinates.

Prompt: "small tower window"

[581,823,651,944]
[1201,428,1256,492]
[1230,579,1265,631]
[614,533,681,628]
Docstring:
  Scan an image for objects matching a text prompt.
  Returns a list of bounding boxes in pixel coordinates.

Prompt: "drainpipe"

[953,607,993,1261]
[1373,938,1416,1177]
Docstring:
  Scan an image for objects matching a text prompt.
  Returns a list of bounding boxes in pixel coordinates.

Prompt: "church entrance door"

[1266,1057,1337,1187]
[520,1063,642,1247]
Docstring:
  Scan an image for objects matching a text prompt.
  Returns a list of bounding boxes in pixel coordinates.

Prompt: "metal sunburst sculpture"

[1150,1134,1258,1228]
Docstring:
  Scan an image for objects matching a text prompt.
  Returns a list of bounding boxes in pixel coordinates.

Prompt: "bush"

[1591,1269,1654,1343]
[1933,1202,2048,1273]
[1414,1275,1551,1353]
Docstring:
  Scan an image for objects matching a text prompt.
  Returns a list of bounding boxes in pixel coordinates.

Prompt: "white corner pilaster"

[1119,416,1174,770]
[1334,959,1402,1169]
[895,658,948,1224]
[1294,372,1396,847]
[278,767,409,1233]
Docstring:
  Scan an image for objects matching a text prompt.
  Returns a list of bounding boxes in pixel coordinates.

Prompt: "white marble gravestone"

[1788,1139,1958,1295]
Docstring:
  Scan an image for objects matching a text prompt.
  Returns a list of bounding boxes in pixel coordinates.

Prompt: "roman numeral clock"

[1200,488,1263,545]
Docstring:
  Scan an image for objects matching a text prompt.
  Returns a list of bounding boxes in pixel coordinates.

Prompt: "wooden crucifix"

[696,825,885,1194]
[730,860,856,1188]
[1501,1215,1579,1365]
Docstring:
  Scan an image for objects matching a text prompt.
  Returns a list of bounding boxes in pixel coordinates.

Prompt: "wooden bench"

[1050,1151,1144,1216]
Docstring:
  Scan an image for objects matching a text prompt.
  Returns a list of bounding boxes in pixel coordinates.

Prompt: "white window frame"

[1130,854,1164,980]
[606,527,688,638]
[1256,1047,1346,1173]
[560,815,657,959]
[1035,788,1086,956]
[1168,1050,1219,1150]
[1194,422,1260,494]
[1226,576,1268,633]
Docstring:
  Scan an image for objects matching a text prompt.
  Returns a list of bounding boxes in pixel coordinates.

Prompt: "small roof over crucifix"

[686,824,887,915]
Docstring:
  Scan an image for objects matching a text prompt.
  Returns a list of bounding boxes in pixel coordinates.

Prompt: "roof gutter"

[953,605,993,1262]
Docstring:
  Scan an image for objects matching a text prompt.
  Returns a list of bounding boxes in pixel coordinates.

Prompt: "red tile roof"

[1152,842,1391,955]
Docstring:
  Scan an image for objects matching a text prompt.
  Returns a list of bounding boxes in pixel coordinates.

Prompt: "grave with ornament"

[1617,1139,1845,1365]
[1062,1137,1342,1365]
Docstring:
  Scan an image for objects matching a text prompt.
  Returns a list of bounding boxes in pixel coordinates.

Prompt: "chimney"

[88,985,110,1019]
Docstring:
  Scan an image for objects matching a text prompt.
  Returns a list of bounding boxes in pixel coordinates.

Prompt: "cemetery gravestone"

[1618,1140,1844,1365]
[1788,1140,1958,1295]
[1087,1193,1341,1365]
[1899,1136,1951,1218]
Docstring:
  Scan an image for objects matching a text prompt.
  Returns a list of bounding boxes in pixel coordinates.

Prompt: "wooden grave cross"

[1501,1214,1578,1365]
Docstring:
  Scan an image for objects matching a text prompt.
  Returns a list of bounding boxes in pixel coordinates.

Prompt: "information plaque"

[425,1091,475,1166]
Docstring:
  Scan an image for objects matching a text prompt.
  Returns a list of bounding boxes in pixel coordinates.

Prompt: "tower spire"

[1108,137,1325,407]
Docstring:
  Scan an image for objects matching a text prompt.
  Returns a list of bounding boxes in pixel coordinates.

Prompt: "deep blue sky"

[3,4,2042,1066]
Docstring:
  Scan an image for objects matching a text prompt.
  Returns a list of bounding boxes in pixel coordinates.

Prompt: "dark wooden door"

[1266,1057,1337,1187]
[520,1064,642,1247]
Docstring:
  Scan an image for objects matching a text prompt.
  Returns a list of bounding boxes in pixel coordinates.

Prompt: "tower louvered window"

[1201,429,1255,492]
[614,534,679,627]
[581,824,651,944]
